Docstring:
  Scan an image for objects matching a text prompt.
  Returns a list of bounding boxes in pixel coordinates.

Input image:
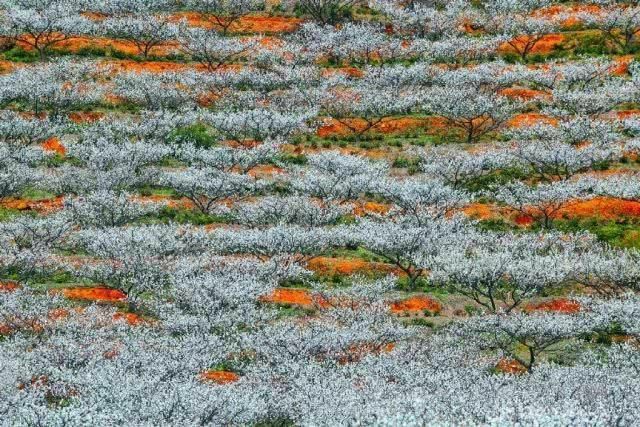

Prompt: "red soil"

[495,358,528,374]
[317,117,430,138]
[524,298,581,314]
[614,110,640,120]
[464,196,640,225]
[0,196,65,214]
[41,137,66,155]
[306,257,399,276]
[170,13,302,33]
[200,370,240,384]
[508,113,558,128]
[499,34,565,55]
[18,35,179,57]
[113,312,144,325]
[260,288,315,307]
[376,117,431,134]
[512,213,535,226]
[612,55,634,76]
[461,203,503,221]
[352,201,391,216]
[257,36,284,49]
[0,59,16,74]
[47,308,71,321]
[321,67,364,78]
[556,197,640,220]
[84,10,301,34]
[247,164,284,178]
[197,90,224,107]
[0,281,20,292]
[316,118,360,138]
[223,139,262,149]
[463,203,538,225]
[60,287,127,303]
[68,111,105,123]
[220,16,302,33]
[48,306,142,326]
[102,59,199,74]
[390,295,442,314]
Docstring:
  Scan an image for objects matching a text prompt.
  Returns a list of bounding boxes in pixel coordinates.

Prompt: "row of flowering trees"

[0,56,639,229]
[4,0,640,61]
[0,56,635,133]
[3,210,640,423]
[2,0,640,424]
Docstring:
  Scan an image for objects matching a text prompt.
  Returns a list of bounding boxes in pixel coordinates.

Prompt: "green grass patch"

[2,46,39,62]
[463,167,530,193]
[169,123,218,148]
[277,153,307,165]
[141,206,230,226]
[0,207,24,222]
[554,219,640,249]
[137,187,177,197]
[20,188,57,201]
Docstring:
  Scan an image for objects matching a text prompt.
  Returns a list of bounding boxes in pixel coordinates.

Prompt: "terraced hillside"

[2,0,640,424]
